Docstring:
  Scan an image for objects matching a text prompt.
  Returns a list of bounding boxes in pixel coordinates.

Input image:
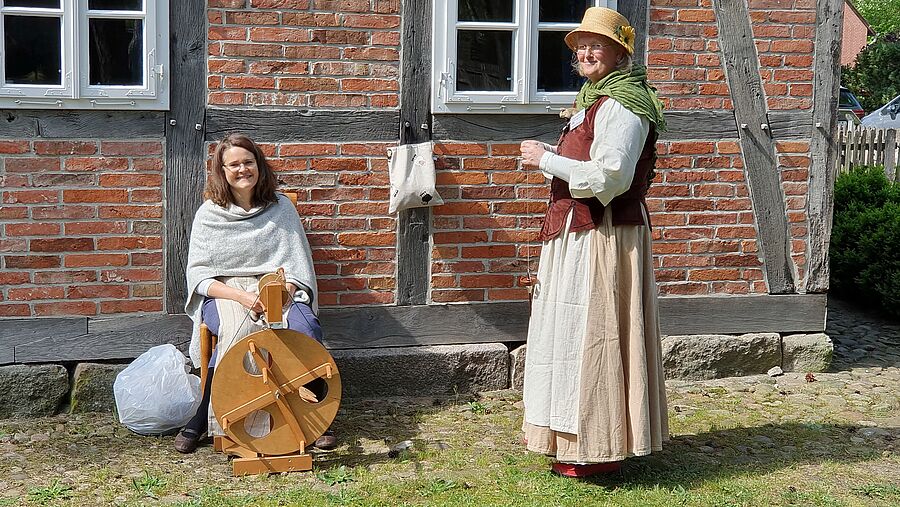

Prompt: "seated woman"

[174,133,335,453]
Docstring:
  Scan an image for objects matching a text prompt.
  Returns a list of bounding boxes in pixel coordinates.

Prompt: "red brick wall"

[0,140,164,317]
[643,0,813,294]
[207,0,400,107]
[429,0,818,300]
[204,0,402,309]
[0,0,823,318]
[841,3,870,67]
[229,141,397,307]
[430,143,545,303]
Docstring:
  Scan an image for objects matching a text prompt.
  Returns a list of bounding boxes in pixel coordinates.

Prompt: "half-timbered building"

[0,0,841,372]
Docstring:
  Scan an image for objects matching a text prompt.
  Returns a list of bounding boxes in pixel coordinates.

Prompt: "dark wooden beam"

[805,0,844,293]
[13,315,192,363]
[0,102,805,148]
[658,294,826,335]
[431,111,743,143]
[661,110,738,140]
[321,302,527,349]
[768,111,813,140]
[199,108,813,146]
[205,109,401,143]
[396,0,433,305]
[432,114,565,144]
[0,317,87,365]
[712,0,795,294]
[164,0,208,313]
[4,294,827,363]
[0,110,164,138]
[618,0,649,66]
[431,110,815,143]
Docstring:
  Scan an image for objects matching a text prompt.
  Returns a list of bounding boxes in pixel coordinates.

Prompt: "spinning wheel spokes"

[211,328,341,457]
[205,269,341,474]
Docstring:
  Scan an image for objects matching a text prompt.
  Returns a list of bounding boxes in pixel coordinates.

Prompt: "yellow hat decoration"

[564,7,635,55]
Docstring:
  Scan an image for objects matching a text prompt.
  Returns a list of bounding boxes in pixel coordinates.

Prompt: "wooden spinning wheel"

[201,269,340,475]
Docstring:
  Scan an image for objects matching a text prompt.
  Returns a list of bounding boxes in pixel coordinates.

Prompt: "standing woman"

[174,133,335,453]
[519,7,668,477]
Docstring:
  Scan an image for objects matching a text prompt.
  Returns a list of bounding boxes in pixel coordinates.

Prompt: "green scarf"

[575,65,667,132]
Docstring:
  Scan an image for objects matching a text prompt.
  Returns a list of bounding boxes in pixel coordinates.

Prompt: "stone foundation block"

[71,363,127,414]
[509,344,526,391]
[661,333,782,380]
[0,364,68,418]
[333,343,510,397]
[782,333,833,372]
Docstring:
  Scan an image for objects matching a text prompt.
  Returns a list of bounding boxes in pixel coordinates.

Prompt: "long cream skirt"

[522,209,669,463]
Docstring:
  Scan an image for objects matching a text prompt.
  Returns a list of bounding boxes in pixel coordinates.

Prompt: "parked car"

[860,94,900,129]
[838,86,864,126]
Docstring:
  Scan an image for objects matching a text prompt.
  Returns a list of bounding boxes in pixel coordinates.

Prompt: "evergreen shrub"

[830,166,900,317]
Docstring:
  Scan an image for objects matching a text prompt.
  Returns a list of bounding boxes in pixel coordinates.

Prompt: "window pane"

[458,0,513,22]
[4,1,60,7]
[456,30,512,92]
[539,0,593,23]
[539,1,591,23]
[88,0,142,10]
[538,31,580,93]
[89,18,143,85]
[838,90,859,109]
[4,15,61,85]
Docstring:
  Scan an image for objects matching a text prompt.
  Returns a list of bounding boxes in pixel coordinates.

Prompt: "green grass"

[130,470,168,498]
[467,401,488,415]
[852,482,900,500]
[27,479,73,504]
[2,381,898,507]
[316,465,355,486]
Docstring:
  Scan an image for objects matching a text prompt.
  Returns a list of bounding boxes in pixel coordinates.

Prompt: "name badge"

[568,108,586,131]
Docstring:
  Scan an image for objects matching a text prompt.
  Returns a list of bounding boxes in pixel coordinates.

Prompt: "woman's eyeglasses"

[576,44,614,54]
[223,160,257,171]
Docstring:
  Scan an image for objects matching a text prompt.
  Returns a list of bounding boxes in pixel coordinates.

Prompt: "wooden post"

[864,129,871,167]
[200,323,211,392]
[712,0,795,294]
[619,0,649,66]
[396,0,434,305]
[805,0,844,293]
[164,0,207,312]
[885,129,897,181]
[876,129,884,167]
[843,127,852,173]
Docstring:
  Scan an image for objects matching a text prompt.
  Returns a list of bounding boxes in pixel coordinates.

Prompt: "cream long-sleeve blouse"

[539,98,651,206]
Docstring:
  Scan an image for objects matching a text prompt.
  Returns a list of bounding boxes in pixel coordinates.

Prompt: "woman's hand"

[520,140,547,169]
[236,289,265,314]
[205,280,265,314]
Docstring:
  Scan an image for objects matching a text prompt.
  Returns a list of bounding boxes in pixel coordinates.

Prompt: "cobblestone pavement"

[0,297,897,505]
[827,298,900,371]
[663,297,899,471]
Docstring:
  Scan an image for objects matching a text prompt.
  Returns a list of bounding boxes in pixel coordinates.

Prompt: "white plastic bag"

[113,344,201,435]
[387,141,444,214]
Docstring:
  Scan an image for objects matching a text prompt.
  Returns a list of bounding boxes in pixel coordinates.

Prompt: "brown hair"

[205,133,278,208]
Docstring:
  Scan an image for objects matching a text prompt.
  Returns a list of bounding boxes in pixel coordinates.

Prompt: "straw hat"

[564,7,635,55]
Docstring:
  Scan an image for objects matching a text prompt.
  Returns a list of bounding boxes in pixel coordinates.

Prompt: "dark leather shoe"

[174,428,202,454]
[313,430,337,450]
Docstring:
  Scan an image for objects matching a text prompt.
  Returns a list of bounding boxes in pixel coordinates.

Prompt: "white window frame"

[0,0,168,110]
[433,0,615,114]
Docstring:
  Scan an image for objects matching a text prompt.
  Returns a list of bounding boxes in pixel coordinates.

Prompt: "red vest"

[538,97,657,241]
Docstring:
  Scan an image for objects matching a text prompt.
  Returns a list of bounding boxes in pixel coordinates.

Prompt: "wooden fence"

[836,126,900,180]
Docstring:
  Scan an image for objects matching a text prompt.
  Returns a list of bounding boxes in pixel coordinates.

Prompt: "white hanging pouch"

[387,141,444,214]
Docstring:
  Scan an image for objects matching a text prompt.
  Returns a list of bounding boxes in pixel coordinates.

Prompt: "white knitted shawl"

[184,193,318,367]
